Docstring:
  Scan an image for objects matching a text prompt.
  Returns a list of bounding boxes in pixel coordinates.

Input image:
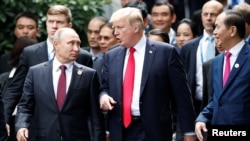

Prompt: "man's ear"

[53,40,59,51]
[171,14,177,24]
[230,26,237,37]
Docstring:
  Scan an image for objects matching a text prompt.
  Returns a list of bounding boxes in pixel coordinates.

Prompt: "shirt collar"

[47,39,54,54]
[53,57,74,72]
[202,30,213,40]
[227,40,245,57]
[128,34,146,54]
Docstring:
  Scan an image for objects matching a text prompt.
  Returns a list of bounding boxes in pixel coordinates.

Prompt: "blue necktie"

[232,0,239,6]
[206,36,215,61]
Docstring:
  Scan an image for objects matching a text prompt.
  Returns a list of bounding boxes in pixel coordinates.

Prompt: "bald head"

[201,0,224,35]
[53,27,81,64]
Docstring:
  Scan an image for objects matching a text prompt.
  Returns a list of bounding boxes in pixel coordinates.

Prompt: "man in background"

[0,12,39,74]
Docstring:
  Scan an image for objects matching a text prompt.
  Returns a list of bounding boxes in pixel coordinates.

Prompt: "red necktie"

[123,47,135,128]
[57,65,66,110]
[223,52,231,87]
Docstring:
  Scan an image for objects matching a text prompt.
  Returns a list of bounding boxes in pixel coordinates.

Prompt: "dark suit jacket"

[15,61,105,141]
[180,36,219,114]
[196,43,250,125]
[100,39,196,141]
[4,41,93,124]
[201,59,213,110]
[0,52,11,74]
[83,47,104,84]
[0,95,8,141]
[180,37,201,113]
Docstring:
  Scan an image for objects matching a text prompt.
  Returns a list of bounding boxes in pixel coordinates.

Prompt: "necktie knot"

[60,65,66,71]
[225,51,232,58]
[207,36,214,42]
[129,47,136,54]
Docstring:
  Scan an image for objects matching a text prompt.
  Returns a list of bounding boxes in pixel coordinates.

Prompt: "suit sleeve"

[15,68,34,132]
[0,95,8,141]
[4,52,29,124]
[168,48,196,133]
[89,71,106,141]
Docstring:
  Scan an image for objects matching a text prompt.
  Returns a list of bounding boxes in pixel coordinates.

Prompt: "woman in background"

[175,18,198,48]
[0,36,37,141]
[148,28,169,43]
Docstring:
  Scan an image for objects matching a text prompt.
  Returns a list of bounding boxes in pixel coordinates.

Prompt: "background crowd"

[1,0,250,141]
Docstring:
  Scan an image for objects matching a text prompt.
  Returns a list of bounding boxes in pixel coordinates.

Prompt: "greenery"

[0,0,109,55]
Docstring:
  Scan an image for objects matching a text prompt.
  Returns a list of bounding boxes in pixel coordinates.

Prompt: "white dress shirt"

[195,31,215,100]
[223,40,245,75]
[53,58,73,98]
[47,39,55,60]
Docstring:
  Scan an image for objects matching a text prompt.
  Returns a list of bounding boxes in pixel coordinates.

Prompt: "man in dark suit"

[84,16,108,83]
[201,2,250,111]
[4,5,92,137]
[0,11,39,74]
[99,7,196,141]
[195,10,250,141]
[15,27,105,141]
[201,41,224,109]
[180,0,223,115]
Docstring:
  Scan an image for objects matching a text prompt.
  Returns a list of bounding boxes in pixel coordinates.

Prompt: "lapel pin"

[149,50,153,54]
[77,70,82,75]
[235,63,239,68]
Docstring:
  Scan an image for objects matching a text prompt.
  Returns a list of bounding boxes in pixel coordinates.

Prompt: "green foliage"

[0,0,109,55]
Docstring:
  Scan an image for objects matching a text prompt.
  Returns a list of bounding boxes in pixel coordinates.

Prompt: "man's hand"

[100,94,116,111]
[195,122,208,141]
[6,124,10,136]
[16,128,29,141]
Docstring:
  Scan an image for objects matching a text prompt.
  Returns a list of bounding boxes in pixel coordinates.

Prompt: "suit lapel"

[116,48,127,99]
[43,61,58,109]
[140,40,156,96]
[223,44,249,90]
[213,53,224,95]
[62,62,83,109]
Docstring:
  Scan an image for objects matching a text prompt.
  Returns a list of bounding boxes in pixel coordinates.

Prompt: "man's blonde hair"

[47,5,72,23]
[110,7,144,31]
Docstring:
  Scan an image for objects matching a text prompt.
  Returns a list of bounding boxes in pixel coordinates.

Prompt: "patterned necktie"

[57,65,66,110]
[206,36,215,61]
[223,52,232,87]
[123,47,135,128]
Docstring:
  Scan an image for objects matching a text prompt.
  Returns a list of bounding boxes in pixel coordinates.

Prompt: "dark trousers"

[122,117,146,141]
[8,116,17,141]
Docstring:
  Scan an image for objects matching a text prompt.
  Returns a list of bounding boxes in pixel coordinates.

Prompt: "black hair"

[224,10,245,39]
[15,11,39,27]
[176,18,198,37]
[148,28,170,43]
[124,1,148,19]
